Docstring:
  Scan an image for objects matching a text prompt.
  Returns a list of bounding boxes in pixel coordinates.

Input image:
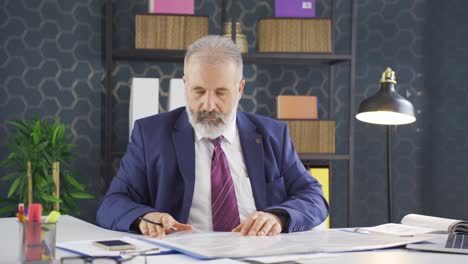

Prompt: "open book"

[361,214,468,236]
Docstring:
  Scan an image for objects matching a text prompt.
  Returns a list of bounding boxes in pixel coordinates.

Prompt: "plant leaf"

[42,194,61,203]
[35,141,50,152]
[57,124,65,141]
[62,194,77,212]
[51,124,60,148]
[1,172,24,182]
[65,174,85,191]
[0,204,17,216]
[32,120,41,145]
[8,120,30,135]
[7,178,21,197]
[70,192,94,199]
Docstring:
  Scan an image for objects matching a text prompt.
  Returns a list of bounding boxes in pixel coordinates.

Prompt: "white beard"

[186,104,237,139]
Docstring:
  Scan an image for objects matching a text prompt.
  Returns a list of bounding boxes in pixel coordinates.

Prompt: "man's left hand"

[232,211,285,236]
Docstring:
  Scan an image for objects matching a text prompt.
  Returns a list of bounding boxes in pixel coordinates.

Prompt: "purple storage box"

[275,0,316,17]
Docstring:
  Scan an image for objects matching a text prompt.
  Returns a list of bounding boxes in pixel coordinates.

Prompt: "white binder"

[129,77,159,139]
[168,78,186,111]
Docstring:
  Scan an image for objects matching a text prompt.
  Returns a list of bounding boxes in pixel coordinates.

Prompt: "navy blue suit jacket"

[96,108,328,233]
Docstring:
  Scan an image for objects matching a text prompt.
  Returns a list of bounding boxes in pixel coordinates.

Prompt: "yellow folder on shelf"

[310,167,330,228]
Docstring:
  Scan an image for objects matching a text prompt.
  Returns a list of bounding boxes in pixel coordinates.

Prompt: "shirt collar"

[222,112,237,144]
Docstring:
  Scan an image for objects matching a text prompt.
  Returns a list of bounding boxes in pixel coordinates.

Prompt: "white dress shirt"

[187,114,257,231]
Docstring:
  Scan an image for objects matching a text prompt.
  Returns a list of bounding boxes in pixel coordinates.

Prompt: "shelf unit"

[104,0,356,226]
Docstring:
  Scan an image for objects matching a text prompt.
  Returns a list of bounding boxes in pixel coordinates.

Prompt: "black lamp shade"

[356,79,416,125]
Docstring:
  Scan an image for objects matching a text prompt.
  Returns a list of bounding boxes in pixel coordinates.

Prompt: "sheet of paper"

[57,236,170,257]
[139,230,430,259]
[359,223,437,236]
[245,253,335,263]
[145,254,245,264]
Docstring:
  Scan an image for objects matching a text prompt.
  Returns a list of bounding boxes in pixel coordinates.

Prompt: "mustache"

[197,111,224,121]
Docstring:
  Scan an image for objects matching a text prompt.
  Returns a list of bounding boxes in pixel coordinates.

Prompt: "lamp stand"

[387,126,393,223]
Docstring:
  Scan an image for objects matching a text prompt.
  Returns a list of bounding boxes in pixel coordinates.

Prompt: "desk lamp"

[356,67,416,223]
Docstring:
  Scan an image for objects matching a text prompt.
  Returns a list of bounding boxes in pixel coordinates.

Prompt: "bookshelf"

[103,0,357,227]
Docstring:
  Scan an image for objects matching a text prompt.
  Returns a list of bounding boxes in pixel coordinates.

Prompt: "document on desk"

[139,230,430,259]
[57,236,173,257]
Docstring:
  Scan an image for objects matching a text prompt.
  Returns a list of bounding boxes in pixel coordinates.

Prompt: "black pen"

[139,217,177,231]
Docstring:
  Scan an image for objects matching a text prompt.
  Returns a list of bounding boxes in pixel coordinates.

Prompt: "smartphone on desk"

[92,240,136,251]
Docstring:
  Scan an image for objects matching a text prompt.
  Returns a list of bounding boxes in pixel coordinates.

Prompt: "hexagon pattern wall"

[354,0,426,225]
[422,1,468,221]
[0,0,104,221]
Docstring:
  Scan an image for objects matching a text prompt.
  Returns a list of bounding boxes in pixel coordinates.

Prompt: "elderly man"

[97,35,328,238]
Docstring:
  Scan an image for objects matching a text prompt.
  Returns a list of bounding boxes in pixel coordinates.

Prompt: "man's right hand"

[138,212,193,238]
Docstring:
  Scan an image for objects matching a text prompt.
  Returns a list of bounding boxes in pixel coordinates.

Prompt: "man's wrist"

[265,210,290,230]
[130,217,142,233]
[131,212,152,233]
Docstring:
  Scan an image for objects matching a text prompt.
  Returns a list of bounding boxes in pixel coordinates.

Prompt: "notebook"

[407,234,468,254]
[359,214,468,237]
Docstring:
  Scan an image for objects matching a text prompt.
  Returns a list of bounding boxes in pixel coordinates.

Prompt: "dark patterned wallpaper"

[354,0,467,226]
[423,1,468,220]
[1,0,467,226]
[354,0,426,226]
[0,0,104,221]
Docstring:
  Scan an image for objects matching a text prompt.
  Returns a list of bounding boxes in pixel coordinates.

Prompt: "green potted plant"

[0,118,94,215]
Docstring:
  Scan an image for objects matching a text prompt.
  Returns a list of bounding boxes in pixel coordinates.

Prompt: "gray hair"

[184,35,243,81]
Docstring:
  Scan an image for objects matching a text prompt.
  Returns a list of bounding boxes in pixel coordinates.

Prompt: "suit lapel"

[172,110,195,222]
[237,112,266,210]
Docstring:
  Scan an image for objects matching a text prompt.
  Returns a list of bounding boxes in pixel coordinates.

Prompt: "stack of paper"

[137,230,429,259]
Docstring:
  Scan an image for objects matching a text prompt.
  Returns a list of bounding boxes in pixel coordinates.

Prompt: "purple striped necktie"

[209,136,241,231]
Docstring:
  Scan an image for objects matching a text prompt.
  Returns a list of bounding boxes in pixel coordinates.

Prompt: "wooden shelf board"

[113,49,351,65]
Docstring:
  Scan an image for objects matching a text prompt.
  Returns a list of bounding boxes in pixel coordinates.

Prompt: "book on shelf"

[310,167,330,228]
[148,0,194,14]
[135,14,208,50]
[276,95,318,119]
[360,214,468,236]
[168,78,186,111]
[129,77,159,139]
[257,18,332,53]
[281,120,335,153]
[275,0,316,18]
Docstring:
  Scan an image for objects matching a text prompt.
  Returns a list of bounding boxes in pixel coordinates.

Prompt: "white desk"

[1,216,467,263]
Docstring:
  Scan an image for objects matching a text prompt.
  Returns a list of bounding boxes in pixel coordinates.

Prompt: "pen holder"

[19,221,57,263]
